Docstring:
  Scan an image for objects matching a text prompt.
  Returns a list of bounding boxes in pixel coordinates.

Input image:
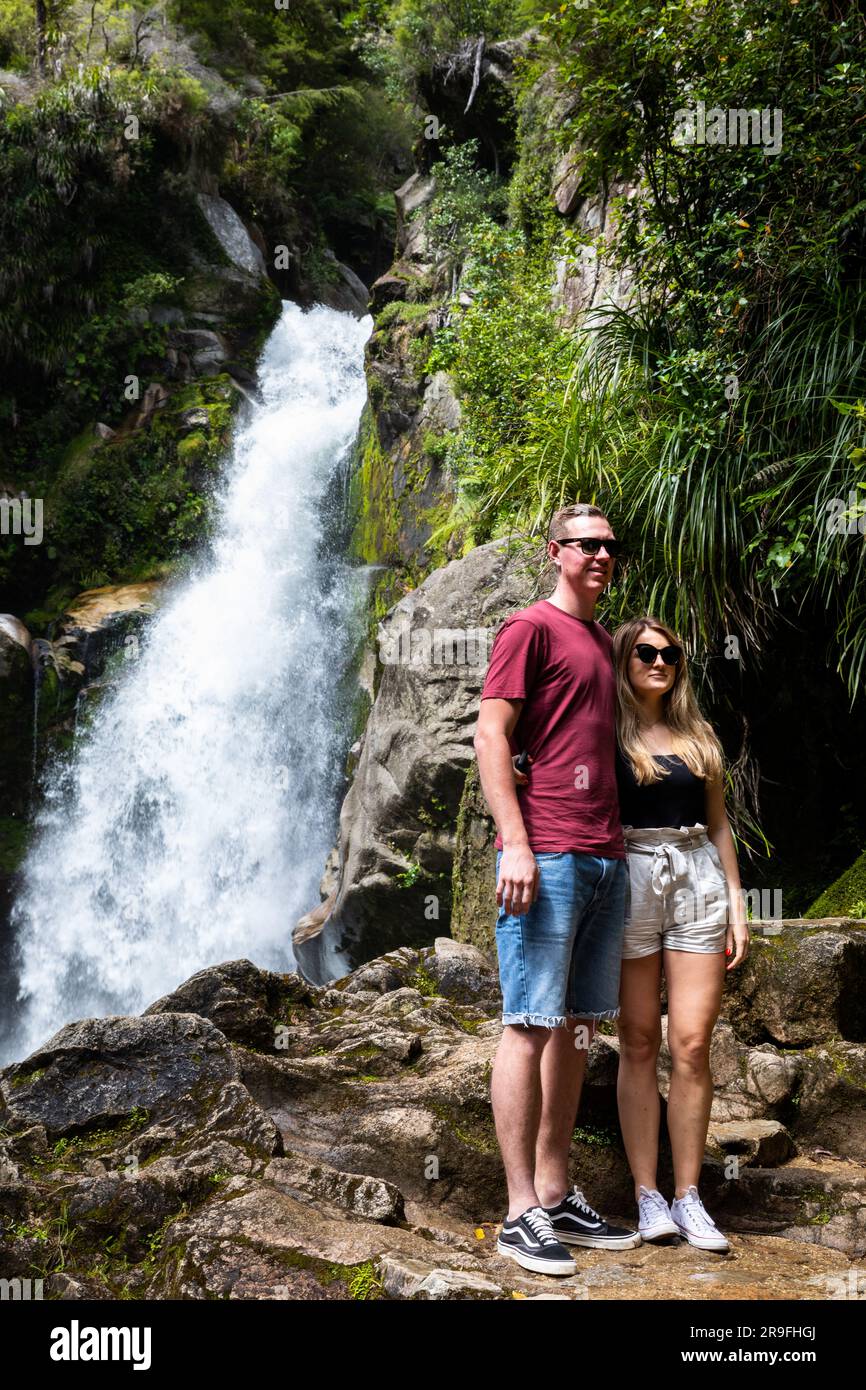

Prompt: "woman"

[611,615,749,1251]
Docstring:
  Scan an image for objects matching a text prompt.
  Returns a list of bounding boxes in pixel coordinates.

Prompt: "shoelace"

[640,1189,670,1219]
[523,1206,560,1245]
[677,1191,717,1233]
[568,1188,602,1222]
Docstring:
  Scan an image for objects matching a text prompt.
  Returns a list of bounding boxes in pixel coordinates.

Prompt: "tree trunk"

[35,0,48,75]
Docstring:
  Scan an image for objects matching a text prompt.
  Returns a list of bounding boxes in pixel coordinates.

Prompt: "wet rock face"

[1,937,863,1299]
[51,582,163,684]
[196,193,267,278]
[292,538,540,983]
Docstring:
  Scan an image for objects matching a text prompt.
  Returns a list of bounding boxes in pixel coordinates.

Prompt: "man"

[474,502,641,1276]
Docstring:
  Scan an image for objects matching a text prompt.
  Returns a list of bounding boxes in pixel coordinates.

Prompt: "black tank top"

[615,745,707,830]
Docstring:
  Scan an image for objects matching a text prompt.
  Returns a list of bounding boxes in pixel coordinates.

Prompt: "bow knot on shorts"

[647,841,691,895]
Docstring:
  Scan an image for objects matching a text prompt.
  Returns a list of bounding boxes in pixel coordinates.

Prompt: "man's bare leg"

[490,1023,550,1219]
[534,1018,596,1207]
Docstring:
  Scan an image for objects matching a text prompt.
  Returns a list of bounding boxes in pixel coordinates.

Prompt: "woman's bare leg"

[663,947,726,1196]
[616,952,663,1198]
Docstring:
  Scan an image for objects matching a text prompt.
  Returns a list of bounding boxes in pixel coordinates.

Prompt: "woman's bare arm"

[706,775,749,966]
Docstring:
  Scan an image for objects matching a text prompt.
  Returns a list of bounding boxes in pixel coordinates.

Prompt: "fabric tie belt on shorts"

[622,826,710,898]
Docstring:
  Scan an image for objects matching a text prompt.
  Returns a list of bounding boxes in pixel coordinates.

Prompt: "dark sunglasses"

[555,536,626,558]
[633,642,682,666]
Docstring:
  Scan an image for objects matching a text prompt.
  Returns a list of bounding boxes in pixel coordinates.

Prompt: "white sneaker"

[670,1185,730,1251]
[637,1185,679,1241]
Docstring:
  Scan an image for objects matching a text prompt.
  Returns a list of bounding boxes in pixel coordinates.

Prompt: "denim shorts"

[494,850,630,1028]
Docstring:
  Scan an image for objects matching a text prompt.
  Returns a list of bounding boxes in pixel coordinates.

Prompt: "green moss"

[176,431,208,462]
[410,964,437,997]
[374,300,433,330]
[343,1261,384,1300]
[800,1188,843,1225]
[453,1015,482,1035]
[571,1124,618,1149]
[429,1100,497,1155]
[348,406,401,567]
[819,1040,866,1091]
[805,848,866,919]
[0,816,31,875]
[9,1065,46,1088]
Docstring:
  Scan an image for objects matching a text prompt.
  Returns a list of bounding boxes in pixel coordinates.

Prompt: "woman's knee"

[669,1032,712,1074]
[617,1020,662,1064]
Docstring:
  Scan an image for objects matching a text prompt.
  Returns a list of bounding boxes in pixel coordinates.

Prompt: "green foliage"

[0,5,413,613]
[424,215,580,548]
[423,139,507,260]
[46,379,235,591]
[534,0,866,700]
[396,857,423,888]
[0,61,221,488]
[0,0,32,70]
[425,1,866,701]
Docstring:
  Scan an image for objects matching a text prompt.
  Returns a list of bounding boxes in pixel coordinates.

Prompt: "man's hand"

[497,843,539,917]
[474,697,538,915]
[512,752,532,786]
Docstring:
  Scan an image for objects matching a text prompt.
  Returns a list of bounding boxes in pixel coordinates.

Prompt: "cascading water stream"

[2,303,372,1066]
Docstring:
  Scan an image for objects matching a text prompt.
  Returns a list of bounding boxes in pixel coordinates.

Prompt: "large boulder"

[719,923,866,1046]
[293,539,540,983]
[0,1013,280,1158]
[143,959,321,1052]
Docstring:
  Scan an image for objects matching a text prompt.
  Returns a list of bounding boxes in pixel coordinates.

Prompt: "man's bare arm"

[473,698,539,916]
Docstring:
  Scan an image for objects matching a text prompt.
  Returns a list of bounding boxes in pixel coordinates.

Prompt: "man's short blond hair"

[548,502,609,543]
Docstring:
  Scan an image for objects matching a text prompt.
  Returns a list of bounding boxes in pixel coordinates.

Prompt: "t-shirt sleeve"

[481,616,544,701]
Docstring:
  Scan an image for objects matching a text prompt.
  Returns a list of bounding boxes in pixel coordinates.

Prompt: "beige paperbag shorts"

[622,824,728,958]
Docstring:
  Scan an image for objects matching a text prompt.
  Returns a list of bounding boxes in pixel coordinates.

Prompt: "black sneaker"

[544,1185,642,1249]
[496,1205,578,1275]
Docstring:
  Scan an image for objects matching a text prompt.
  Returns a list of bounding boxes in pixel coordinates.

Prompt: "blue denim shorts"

[494,850,629,1028]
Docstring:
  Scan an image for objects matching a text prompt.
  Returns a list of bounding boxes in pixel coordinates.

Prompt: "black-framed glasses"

[555,536,626,558]
[633,642,682,666]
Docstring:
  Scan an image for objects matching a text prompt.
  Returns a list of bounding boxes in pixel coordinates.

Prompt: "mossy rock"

[0,816,31,877]
[805,847,866,919]
[45,377,238,592]
[451,761,497,955]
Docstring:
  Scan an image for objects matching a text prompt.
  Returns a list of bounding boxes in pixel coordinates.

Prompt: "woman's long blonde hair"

[612,616,724,785]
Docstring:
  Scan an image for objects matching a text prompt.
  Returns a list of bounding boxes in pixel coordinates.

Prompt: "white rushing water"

[3,303,372,1065]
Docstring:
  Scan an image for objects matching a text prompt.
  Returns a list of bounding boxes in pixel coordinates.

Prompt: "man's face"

[548,514,617,596]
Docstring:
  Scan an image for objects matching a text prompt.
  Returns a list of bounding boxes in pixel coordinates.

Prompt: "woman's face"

[628,625,679,700]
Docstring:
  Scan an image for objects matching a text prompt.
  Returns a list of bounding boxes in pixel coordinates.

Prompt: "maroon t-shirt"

[480,599,625,858]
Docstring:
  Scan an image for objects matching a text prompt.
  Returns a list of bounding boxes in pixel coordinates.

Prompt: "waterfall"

[2,303,372,1066]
